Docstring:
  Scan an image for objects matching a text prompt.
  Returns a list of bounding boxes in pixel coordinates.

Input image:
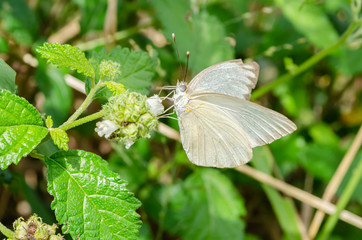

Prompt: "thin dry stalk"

[308,125,362,238]
[235,165,362,229]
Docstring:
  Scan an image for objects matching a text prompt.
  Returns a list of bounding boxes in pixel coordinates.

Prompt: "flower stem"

[316,157,362,240]
[60,82,104,128]
[251,21,360,100]
[0,222,15,238]
[60,111,104,131]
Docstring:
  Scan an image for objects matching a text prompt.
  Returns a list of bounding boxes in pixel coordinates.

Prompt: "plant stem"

[0,222,14,238]
[29,152,45,161]
[316,157,362,240]
[60,111,104,131]
[251,21,360,100]
[60,82,104,129]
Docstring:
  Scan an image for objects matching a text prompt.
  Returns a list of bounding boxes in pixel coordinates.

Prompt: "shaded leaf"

[37,42,95,78]
[0,89,48,169]
[274,0,339,49]
[152,0,234,73]
[45,150,141,240]
[252,147,302,240]
[0,58,16,93]
[165,169,246,240]
[86,47,157,95]
[0,0,37,46]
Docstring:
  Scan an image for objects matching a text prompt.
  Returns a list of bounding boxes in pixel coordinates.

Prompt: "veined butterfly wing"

[190,93,297,148]
[188,59,259,100]
[178,99,252,168]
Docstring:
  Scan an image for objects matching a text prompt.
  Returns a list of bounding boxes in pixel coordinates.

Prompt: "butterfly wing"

[191,93,297,148]
[188,59,259,100]
[178,100,252,168]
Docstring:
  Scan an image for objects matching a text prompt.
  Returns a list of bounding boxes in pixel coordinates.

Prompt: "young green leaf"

[49,128,69,151]
[0,59,16,93]
[45,150,141,240]
[36,42,95,78]
[165,169,246,240]
[86,46,157,95]
[0,89,48,169]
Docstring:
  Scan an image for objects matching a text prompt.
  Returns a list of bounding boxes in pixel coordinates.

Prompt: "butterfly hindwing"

[191,93,297,148]
[178,100,252,168]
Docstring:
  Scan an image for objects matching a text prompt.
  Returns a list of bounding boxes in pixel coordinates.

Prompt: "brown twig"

[308,125,362,238]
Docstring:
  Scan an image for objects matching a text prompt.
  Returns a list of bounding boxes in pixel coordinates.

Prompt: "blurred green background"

[0,0,361,239]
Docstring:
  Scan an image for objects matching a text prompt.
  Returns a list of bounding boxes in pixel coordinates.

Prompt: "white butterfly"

[171,59,297,168]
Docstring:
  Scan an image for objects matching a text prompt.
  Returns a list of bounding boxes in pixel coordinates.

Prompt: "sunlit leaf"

[46,150,141,240]
[0,89,48,169]
[37,42,95,78]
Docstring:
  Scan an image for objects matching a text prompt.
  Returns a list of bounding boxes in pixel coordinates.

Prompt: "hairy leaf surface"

[37,42,95,78]
[46,150,141,240]
[0,89,48,169]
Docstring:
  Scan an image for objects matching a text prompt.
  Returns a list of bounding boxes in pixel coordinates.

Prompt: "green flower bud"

[97,91,161,148]
[100,60,121,81]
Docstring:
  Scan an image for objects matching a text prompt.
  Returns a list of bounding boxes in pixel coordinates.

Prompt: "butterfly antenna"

[185,51,190,81]
[172,33,184,81]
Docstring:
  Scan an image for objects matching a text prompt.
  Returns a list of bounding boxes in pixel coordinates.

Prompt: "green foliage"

[162,169,246,240]
[104,82,126,96]
[252,147,303,240]
[86,47,157,95]
[152,0,234,73]
[0,89,48,169]
[47,116,69,151]
[45,150,141,240]
[0,0,38,46]
[36,42,95,78]
[274,0,339,49]
[0,59,16,93]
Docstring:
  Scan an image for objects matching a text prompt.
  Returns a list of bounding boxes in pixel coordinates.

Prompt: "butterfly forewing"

[188,59,259,100]
[178,100,252,168]
[191,93,297,148]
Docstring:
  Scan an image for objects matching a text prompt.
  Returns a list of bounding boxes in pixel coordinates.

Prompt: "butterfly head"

[176,80,188,94]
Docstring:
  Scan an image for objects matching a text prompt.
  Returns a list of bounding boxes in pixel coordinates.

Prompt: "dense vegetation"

[0,0,361,239]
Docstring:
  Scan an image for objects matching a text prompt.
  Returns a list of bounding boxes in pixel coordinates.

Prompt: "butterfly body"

[172,59,297,168]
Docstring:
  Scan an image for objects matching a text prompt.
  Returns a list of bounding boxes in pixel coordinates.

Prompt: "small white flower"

[125,139,134,149]
[146,95,164,115]
[95,120,119,138]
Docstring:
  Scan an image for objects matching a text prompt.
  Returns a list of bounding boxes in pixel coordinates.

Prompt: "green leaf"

[0,0,38,46]
[166,169,246,240]
[152,0,234,73]
[36,42,95,78]
[252,147,302,240]
[274,0,339,49]
[0,89,48,169]
[49,128,69,151]
[86,47,157,95]
[0,58,16,93]
[45,150,141,240]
